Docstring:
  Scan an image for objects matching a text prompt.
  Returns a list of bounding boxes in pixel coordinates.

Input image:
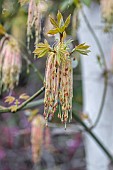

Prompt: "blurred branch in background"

[0,86,44,113]
[81,8,109,129]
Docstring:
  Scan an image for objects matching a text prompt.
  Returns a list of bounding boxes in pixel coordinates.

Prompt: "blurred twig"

[91,72,108,129]
[81,9,108,129]
[23,54,44,82]
[18,39,44,82]
[72,110,113,161]
[0,86,44,113]
[81,9,107,69]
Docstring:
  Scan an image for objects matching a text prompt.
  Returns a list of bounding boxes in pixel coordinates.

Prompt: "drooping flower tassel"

[0,35,21,92]
[31,114,45,163]
[44,52,73,127]
[27,0,47,48]
[34,11,90,128]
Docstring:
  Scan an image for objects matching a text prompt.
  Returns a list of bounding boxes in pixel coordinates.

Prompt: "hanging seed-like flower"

[0,35,21,92]
[34,11,90,128]
[24,0,48,48]
[44,43,73,127]
[31,114,45,163]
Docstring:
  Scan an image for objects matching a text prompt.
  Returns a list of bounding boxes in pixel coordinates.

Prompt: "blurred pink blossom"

[0,35,21,91]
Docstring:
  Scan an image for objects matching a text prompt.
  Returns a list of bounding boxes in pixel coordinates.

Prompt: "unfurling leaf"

[48,28,59,35]
[14,99,20,105]
[48,11,71,35]
[10,105,18,112]
[0,24,6,35]
[5,96,15,104]
[34,40,50,58]
[49,17,59,28]
[19,93,30,100]
[64,14,71,28]
[57,11,63,26]
[73,43,90,55]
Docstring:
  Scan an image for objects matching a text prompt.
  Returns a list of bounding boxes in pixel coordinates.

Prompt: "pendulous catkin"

[44,51,73,127]
[0,35,21,92]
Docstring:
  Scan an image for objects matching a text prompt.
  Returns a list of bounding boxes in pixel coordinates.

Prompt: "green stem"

[72,110,113,161]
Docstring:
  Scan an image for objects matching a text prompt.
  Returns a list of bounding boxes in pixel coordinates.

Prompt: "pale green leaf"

[72,43,90,55]
[48,28,59,35]
[49,17,59,28]
[5,96,15,104]
[19,93,30,100]
[64,14,71,28]
[10,105,18,112]
[57,11,63,26]
[38,49,48,58]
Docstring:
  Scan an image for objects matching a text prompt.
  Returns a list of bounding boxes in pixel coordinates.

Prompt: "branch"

[0,87,45,113]
[81,9,107,69]
[23,54,44,82]
[81,9,108,128]
[18,39,44,82]
[91,72,108,129]
[72,110,113,162]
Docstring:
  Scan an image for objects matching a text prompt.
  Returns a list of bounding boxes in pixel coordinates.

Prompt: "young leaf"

[64,14,71,28]
[48,28,59,35]
[60,25,66,33]
[5,96,15,104]
[73,43,90,55]
[38,49,49,58]
[14,99,20,105]
[19,93,30,100]
[49,17,59,28]
[57,11,63,26]
[10,105,18,112]
[34,40,50,58]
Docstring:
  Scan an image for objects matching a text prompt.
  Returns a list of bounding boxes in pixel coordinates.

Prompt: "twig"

[0,86,45,113]
[18,39,44,82]
[72,110,113,161]
[81,9,108,128]
[23,54,43,82]
[91,72,108,128]
[81,9,107,69]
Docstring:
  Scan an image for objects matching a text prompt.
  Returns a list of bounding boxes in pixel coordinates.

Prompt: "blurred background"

[0,0,113,170]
